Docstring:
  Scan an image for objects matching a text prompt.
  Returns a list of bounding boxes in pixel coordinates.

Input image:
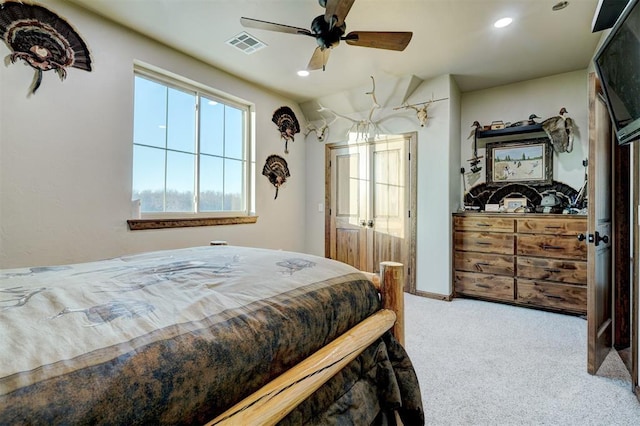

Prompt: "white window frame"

[132,65,254,220]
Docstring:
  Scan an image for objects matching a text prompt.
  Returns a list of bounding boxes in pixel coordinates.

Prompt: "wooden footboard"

[208,262,405,426]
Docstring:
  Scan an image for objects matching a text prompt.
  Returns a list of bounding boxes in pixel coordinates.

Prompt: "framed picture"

[486,137,552,186]
[503,197,527,212]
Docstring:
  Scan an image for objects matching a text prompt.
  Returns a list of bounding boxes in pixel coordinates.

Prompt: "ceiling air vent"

[226,32,267,54]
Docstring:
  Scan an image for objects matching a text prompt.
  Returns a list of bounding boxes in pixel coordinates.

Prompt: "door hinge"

[587,231,609,246]
[408,210,411,218]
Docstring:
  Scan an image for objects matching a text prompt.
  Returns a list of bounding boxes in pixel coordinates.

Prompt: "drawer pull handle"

[545,226,562,229]
[476,223,491,227]
[544,294,564,300]
[475,283,490,289]
[544,268,562,273]
[475,262,490,271]
[542,244,563,250]
[476,242,492,246]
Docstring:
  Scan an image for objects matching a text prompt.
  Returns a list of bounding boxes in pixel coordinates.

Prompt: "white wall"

[0,1,594,302]
[303,73,462,296]
[0,1,308,268]
[304,71,589,298]
[460,70,589,191]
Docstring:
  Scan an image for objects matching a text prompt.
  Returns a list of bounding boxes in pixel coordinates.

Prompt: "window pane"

[224,158,244,211]
[133,69,250,216]
[225,106,244,160]
[132,145,165,212]
[200,97,224,156]
[134,76,167,148]
[167,87,196,153]
[166,151,195,212]
[199,154,223,211]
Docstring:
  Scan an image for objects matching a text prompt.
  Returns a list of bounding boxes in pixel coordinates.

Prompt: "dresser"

[452,212,588,315]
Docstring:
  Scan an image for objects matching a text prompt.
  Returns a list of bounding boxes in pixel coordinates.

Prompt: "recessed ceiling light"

[494,17,513,28]
[297,70,310,77]
[552,1,569,11]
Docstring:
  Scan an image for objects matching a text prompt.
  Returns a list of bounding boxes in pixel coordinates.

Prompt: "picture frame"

[486,137,552,186]
[502,197,527,212]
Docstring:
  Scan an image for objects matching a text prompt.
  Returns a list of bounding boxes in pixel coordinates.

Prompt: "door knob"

[367,220,374,228]
[577,233,585,242]
[360,220,366,227]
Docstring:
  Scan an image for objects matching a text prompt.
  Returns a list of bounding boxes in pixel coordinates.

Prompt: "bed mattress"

[0,245,423,425]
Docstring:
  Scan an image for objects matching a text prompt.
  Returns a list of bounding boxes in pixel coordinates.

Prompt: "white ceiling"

[67,0,605,103]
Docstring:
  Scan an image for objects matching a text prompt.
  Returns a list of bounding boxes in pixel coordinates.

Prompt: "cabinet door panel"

[517,256,587,285]
[454,251,514,276]
[516,234,587,260]
[517,279,587,314]
[454,271,514,301]
[454,232,514,254]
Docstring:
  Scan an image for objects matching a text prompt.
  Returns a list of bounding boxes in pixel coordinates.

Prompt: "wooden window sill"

[127,216,258,230]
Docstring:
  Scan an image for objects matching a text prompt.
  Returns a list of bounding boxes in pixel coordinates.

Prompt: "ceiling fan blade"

[324,0,356,27]
[240,17,313,37]
[344,31,413,51]
[307,47,331,71]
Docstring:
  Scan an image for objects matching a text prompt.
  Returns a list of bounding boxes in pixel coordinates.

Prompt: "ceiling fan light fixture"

[494,17,513,28]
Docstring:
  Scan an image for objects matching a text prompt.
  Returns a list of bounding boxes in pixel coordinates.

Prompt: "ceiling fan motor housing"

[311,15,345,49]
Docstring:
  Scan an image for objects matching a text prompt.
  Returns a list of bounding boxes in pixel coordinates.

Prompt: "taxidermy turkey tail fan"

[272,106,300,153]
[240,0,412,71]
[0,1,92,94]
[262,155,291,200]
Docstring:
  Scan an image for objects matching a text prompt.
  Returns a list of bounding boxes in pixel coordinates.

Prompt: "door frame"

[632,144,639,397]
[324,132,418,293]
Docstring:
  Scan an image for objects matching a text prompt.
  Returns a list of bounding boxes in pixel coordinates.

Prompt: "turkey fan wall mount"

[0,0,93,95]
[241,0,412,71]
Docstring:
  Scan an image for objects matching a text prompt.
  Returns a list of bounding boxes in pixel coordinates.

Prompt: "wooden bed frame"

[208,261,405,425]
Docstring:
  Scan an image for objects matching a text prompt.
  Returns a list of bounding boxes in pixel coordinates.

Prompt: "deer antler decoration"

[393,96,448,127]
[304,115,338,142]
[314,76,384,141]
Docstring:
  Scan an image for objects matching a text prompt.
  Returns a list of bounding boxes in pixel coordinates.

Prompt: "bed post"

[380,261,405,346]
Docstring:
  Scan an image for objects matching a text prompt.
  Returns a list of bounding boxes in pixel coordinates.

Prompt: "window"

[132,69,252,219]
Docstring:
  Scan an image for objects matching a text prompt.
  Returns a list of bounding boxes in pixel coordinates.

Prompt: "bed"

[0,245,423,425]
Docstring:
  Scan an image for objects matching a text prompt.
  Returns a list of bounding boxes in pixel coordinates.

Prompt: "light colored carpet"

[403,294,640,425]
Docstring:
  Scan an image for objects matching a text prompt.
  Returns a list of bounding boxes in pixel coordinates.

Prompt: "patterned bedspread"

[0,246,423,425]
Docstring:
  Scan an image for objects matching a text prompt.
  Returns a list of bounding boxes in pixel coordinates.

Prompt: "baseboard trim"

[413,290,452,301]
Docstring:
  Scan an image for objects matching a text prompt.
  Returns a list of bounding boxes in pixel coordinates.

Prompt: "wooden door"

[329,144,368,270]
[587,72,614,375]
[327,134,416,291]
[370,138,407,273]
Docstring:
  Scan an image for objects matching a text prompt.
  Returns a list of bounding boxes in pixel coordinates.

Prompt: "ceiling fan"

[240,0,413,71]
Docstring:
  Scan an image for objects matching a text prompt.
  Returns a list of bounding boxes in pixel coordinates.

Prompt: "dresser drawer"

[454,232,514,254]
[454,251,514,276]
[454,216,514,233]
[516,234,587,260]
[455,271,514,301]
[517,218,587,236]
[517,279,587,314]
[517,257,587,285]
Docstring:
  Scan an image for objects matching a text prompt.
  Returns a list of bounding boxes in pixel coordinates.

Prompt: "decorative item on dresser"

[453,212,588,315]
